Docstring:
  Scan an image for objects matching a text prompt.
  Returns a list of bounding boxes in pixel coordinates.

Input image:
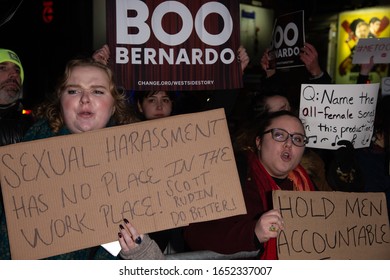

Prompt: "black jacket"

[0,101,33,147]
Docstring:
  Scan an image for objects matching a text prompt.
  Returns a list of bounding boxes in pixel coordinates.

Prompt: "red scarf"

[246,151,314,259]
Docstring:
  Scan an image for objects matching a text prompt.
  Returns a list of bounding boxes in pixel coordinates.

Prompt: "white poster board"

[299,83,379,150]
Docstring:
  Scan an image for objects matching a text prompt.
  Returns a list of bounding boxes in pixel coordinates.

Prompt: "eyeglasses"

[264,128,307,147]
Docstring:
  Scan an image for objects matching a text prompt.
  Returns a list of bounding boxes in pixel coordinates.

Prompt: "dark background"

[1,0,389,110]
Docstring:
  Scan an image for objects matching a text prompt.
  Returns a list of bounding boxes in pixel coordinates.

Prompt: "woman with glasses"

[184,110,314,259]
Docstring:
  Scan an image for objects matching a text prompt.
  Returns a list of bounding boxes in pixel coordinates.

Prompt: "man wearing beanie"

[0,48,33,146]
[0,48,33,259]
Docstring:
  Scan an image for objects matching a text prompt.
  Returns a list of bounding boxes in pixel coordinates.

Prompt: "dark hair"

[369,17,380,24]
[255,110,303,139]
[251,92,291,119]
[133,90,176,119]
[350,18,365,33]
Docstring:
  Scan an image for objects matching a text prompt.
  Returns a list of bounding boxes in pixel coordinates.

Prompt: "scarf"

[23,118,117,142]
[246,151,314,259]
[22,118,71,141]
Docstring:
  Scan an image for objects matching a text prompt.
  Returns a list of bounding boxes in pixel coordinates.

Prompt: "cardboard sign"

[106,0,242,91]
[0,109,247,260]
[269,10,305,69]
[382,77,390,96]
[273,190,390,260]
[352,37,390,64]
[299,83,379,150]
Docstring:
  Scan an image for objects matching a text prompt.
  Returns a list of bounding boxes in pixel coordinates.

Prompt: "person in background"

[131,88,187,255]
[356,95,390,223]
[184,110,315,259]
[0,48,33,145]
[19,57,138,259]
[133,90,175,121]
[0,48,34,259]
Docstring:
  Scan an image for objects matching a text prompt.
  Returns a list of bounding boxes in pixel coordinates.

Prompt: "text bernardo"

[115,0,235,65]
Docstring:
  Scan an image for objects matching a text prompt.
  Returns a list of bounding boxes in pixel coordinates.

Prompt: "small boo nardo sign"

[269,10,305,69]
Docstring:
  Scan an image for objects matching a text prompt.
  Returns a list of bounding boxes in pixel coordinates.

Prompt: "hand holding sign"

[270,10,305,69]
[299,42,323,77]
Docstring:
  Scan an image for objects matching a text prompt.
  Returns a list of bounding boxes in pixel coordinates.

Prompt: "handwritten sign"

[352,37,390,64]
[0,109,246,259]
[106,0,242,91]
[299,83,379,150]
[382,77,390,96]
[273,190,390,260]
[269,10,305,69]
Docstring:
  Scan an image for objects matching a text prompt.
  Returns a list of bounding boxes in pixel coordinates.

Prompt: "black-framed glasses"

[264,128,307,147]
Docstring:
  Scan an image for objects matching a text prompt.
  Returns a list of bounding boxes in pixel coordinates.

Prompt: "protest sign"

[273,190,390,260]
[0,109,246,259]
[105,0,242,91]
[382,77,390,96]
[299,83,379,150]
[269,10,305,69]
[336,8,390,84]
[352,37,390,64]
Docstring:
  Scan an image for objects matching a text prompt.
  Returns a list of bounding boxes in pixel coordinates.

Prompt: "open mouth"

[281,151,291,161]
[78,111,93,117]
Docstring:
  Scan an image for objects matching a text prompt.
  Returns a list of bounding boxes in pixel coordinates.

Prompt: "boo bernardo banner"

[106,0,242,91]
